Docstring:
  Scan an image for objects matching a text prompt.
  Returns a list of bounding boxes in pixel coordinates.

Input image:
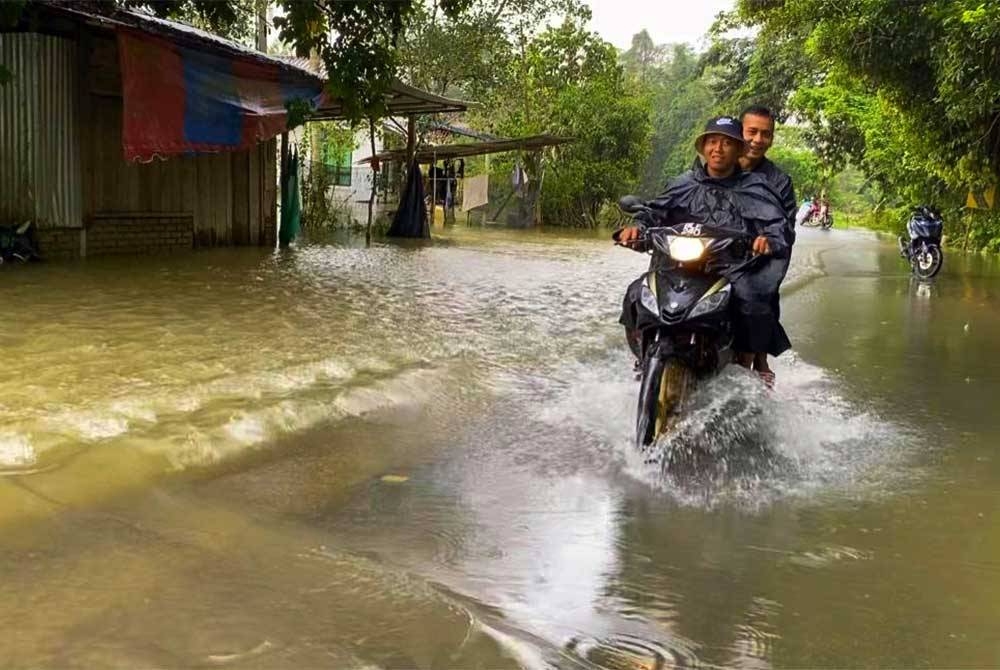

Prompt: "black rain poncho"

[748,157,797,356]
[629,163,792,356]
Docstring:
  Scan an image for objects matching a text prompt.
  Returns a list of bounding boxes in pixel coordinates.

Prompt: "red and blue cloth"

[117,29,323,162]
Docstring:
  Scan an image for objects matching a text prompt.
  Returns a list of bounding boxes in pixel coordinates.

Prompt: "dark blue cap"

[694,116,746,153]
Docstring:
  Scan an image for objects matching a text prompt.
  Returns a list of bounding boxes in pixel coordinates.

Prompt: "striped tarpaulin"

[117,28,322,162]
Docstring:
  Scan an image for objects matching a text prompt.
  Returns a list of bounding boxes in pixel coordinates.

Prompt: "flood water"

[1,226,999,668]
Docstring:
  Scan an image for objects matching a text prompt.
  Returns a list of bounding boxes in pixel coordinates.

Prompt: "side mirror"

[618,195,647,214]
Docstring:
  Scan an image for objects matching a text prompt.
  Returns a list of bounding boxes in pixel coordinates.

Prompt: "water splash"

[535,347,911,509]
[626,353,913,507]
[0,432,36,467]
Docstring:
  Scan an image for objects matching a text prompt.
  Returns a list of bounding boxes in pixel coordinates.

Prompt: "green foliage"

[726,0,1000,194]
[0,0,26,85]
[397,0,575,99]
[625,43,714,194]
[481,17,652,226]
[621,30,665,83]
[271,0,474,123]
[698,0,1000,251]
[299,122,361,228]
[768,146,822,200]
[127,0,257,43]
[540,74,652,225]
[657,72,714,188]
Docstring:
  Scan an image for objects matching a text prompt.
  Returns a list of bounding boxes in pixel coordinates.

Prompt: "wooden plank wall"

[81,32,276,248]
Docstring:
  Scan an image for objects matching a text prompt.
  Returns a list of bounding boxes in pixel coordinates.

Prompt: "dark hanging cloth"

[388,160,430,238]
[278,147,301,248]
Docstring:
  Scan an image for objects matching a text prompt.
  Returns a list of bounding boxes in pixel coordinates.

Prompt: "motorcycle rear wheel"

[636,356,693,447]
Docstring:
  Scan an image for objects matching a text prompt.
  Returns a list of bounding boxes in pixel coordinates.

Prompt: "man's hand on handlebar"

[616,225,643,245]
[752,236,771,256]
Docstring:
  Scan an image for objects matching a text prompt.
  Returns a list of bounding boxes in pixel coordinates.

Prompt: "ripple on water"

[566,633,701,670]
[3,357,451,473]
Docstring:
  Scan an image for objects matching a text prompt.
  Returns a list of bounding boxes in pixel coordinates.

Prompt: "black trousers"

[732,255,791,356]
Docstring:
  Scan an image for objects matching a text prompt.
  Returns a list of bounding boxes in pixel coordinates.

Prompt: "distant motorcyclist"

[617,116,791,385]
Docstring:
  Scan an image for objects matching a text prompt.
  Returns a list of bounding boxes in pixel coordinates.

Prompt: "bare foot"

[757,369,775,390]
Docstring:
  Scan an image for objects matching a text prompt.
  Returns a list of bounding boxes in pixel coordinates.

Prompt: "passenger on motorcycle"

[617,116,791,386]
[737,106,796,380]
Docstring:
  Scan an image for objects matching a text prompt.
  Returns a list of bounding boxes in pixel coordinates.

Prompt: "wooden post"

[431,151,437,227]
[255,6,271,247]
[406,115,417,164]
[279,131,289,247]
[366,118,377,246]
[444,163,455,225]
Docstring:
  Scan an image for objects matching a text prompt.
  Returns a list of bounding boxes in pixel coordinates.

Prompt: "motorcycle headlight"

[640,283,659,315]
[668,236,707,261]
[689,284,731,319]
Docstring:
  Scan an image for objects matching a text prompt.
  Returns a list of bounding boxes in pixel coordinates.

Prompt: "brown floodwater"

[0,225,998,668]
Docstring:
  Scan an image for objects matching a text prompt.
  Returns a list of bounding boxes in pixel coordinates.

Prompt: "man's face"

[742,113,774,161]
[702,134,744,174]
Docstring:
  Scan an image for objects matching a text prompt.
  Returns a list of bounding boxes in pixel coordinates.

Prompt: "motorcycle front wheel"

[636,355,693,447]
[913,244,942,279]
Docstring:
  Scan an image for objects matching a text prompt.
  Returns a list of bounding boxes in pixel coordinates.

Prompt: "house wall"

[79,33,278,254]
[0,33,82,230]
[324,126,394,225]
[0,29,278,259]
[82,92,277,251]
[328,127,381,203]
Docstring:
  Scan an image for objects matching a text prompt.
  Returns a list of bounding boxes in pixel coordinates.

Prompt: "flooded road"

[1,226,999,667]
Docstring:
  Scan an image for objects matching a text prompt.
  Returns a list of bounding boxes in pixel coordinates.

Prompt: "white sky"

[584,0,735,50]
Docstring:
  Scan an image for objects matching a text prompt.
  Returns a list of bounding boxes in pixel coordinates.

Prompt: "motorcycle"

[898,205,943,279]
[803,203,833,230]
[615,196,758,456]
[0,221,40,264]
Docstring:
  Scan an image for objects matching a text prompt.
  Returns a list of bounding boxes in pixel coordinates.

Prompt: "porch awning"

[357,135,574,164]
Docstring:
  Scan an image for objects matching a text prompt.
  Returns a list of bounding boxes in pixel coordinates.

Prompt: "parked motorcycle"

[898,205,943,279]
[0,221,40,264]
[615,196,759,461]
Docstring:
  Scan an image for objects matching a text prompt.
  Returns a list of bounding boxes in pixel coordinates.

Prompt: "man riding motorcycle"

[617,116,791,386]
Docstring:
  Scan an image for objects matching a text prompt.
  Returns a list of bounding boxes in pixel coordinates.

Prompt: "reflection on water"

[1,228,1000,667]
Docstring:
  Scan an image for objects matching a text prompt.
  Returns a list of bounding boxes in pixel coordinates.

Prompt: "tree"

[397,0,581,101]
[622,30,665,83]
[397,2,511,98]
[483,18,652,226]
[723,0,1000,202]
[766,126,827,200]
[615,36,719,195]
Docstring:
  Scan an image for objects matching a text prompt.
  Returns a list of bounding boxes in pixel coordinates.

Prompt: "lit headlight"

[640,283,659,314]
[668,236,707,261]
